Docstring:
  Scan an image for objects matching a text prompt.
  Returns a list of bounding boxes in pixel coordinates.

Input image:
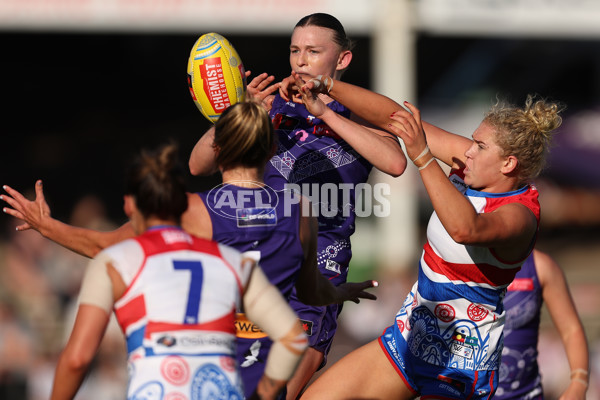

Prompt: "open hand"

[335,280,378,304]
[245,71,280,111]
[1,180,51,232]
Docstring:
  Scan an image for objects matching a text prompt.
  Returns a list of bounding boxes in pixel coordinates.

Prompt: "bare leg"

[300,339,416,400]
[286,347,324,400]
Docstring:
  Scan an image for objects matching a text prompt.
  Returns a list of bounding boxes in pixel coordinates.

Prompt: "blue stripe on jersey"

[144,348,233,358]
[417,265,504,313]
[465,185,529,198]
[127,326,145,355]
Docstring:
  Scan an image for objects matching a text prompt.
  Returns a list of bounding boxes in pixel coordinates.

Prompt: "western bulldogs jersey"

[392,168,540,371]
[105,226,252,399]
[496,254,544,399]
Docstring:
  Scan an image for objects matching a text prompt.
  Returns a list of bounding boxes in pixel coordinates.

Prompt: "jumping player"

[295,76,564,399]
[189,13,406,398]
[49,144,308,400]
[496,249,588,400]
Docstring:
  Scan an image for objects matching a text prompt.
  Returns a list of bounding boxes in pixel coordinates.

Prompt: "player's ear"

[123,195,136,218]
[336,50,352,72]
[501,155,518,175]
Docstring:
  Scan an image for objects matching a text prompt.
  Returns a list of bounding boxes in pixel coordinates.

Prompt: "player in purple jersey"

[497,249,588,400]
[2,102,378,398]
[293,77,564,399]
[49,144,309,400]
[189,14,407,398]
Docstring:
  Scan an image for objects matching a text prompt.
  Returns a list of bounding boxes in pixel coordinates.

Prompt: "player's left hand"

[335,280,378,304]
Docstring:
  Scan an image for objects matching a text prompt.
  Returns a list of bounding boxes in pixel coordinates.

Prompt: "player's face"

[463,121,509,191]
[290,25,343,82]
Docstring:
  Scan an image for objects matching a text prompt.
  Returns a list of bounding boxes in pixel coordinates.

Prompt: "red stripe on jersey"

[115,294,146,331]
[137,229,222,258]
[482,186,540,221]
[145,310,235,336]
[507,277,534,291]
[423,243,518,287]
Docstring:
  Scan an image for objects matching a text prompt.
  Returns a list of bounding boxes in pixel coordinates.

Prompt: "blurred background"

[1,0,599,398]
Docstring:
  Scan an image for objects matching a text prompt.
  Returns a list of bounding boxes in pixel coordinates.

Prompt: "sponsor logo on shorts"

[438,383,462,397]
[300,319,313,336]
[325,259,341,274]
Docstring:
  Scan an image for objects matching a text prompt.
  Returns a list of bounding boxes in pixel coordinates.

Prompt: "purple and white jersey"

[266,94,372,283]
[392,168,540,371]
[198,184,304,300]
[495,254,544,399]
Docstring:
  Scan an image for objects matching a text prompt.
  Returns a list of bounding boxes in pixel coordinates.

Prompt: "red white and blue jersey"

[393,168,540,371]
[104,226,252,399]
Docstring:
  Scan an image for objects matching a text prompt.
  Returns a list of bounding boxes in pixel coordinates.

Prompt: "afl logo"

[467,303,489,322]
[434,303,455,322]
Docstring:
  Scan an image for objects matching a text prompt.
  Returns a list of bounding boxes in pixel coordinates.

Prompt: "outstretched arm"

[301,75,472,169]
[294,72,406,177]
[535,250,589,400]
[294,196,377,306]
[2,180,134,258]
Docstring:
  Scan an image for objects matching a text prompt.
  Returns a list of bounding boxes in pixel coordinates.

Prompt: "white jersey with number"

[102,226,253,400]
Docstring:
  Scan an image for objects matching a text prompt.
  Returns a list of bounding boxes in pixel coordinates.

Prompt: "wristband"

[312,75,333,93]
[411,145,430,163]
[571,377,588,388]
[570,369,589,378]
[418,157,436,171]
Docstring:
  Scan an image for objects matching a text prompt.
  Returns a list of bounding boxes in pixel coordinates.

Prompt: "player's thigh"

[300,339,415,400]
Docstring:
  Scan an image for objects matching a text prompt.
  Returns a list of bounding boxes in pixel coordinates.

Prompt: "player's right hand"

[2,180,51,232]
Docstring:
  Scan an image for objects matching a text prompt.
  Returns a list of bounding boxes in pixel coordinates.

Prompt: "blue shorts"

[379,325,498,399]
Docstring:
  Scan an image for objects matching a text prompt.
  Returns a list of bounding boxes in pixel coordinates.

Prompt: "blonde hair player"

[294,76,564,399]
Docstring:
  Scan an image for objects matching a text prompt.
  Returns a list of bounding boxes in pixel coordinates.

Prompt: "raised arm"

[189,126,219,176]
[301,75,472,169]
[293,73,406,177]
[2,180,135,258]
[388,102,537,261]
[294,196,377,306]
[535,250,589,400]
